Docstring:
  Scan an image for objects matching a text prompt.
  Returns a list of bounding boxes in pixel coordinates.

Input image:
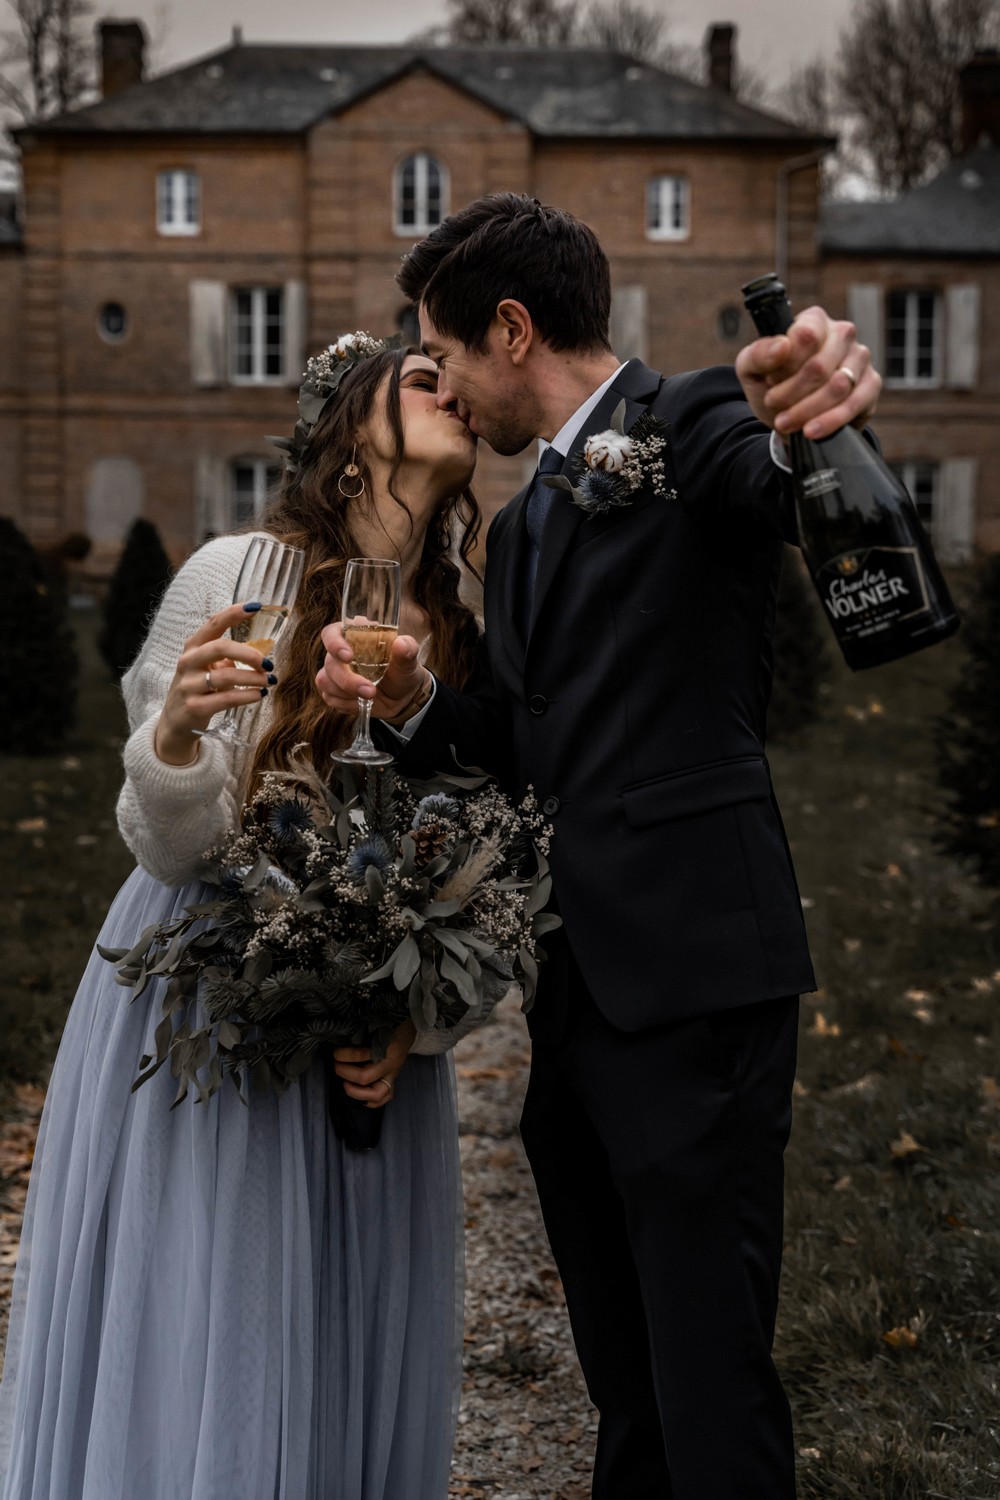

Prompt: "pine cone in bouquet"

[409,792,461,868]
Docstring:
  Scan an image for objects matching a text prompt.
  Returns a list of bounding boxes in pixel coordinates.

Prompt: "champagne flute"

[331,557,401,767]
[197,536,305,747]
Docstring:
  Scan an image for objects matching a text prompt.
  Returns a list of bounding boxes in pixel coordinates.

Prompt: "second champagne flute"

[331,557,402,767]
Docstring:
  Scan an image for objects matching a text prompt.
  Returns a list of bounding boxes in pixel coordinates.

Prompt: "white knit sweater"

[116,530,492,1055]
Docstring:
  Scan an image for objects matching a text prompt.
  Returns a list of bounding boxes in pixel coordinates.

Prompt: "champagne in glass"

[331,558,402,767]
[197,536,305,747]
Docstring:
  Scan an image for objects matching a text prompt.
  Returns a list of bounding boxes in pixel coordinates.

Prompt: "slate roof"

[821,142,1000,256]
[21,42,819,144]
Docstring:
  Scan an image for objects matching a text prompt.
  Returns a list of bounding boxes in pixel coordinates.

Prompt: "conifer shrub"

[935,554,1000,887]
[769,547,833,741]
[98,518,173,679]
[0,515,79,753]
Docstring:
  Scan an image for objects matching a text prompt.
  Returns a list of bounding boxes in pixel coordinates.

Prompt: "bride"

[0,336,483,1500]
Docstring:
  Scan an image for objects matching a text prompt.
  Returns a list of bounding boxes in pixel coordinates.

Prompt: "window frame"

[157,168,201,237]
[893,458,940,541]
[230,456,280,527]
[884,289,942,389]
[393,153,448,237]
[229,286,286,386]
[645,175,691,243]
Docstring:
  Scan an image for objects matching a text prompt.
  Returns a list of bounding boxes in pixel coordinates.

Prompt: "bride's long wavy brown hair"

[246,346,481,792]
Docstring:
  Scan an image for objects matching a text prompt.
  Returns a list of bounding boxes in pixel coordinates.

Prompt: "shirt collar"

[538,363,628,466]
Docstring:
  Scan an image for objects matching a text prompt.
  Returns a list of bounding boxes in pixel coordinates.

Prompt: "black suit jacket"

[395,359,817,1029]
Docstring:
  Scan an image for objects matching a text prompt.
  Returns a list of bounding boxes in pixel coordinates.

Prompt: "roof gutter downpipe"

[775,148,830,287]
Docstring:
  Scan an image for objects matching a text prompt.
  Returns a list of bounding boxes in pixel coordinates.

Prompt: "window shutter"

[283,279,307,384]
[846,284,884,373]
[610,285,648,364]
[189,279,228,387]
[194,454,230,541]
[937,458,977,564]
[945,284,980,390]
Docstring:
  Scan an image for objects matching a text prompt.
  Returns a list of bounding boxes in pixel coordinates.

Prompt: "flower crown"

[267,331,404,476]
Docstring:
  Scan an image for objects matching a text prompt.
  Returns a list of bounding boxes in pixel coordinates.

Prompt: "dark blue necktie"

[523,446,565,616]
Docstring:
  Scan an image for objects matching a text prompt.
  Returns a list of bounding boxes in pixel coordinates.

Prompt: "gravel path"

[0,998,596,1499]
[450,995,595,1499]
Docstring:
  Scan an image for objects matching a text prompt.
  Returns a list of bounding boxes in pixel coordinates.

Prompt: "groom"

[319,194,880,1498]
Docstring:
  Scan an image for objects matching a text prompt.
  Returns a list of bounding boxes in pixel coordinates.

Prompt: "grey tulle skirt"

[0,865,463,1500]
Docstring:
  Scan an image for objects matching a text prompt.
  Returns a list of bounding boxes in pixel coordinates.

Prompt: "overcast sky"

[97,0,856,82]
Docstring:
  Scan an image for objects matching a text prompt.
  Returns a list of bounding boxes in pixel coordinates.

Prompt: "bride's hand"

[317,621,430,724]
[332,1020,417,1109]
[154,602,276,765]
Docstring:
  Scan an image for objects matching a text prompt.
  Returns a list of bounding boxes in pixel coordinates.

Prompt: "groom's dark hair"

[396,193,612,355]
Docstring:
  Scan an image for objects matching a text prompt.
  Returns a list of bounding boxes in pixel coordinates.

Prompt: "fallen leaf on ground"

[882,1324,918,1349]
[15,818,47,832]
[890,1131,925,1159]
[808,1011,841,1038]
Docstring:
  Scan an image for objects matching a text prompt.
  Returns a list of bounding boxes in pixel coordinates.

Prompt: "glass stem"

[353,695,376,754]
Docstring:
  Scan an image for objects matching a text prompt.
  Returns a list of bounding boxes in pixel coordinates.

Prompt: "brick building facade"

[1,27,996,566]
[0,24,826,563]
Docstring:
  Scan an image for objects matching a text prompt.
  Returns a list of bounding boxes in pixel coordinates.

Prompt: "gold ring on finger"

[838,365,858,390]
[380,1077,394,1101]
[205,670,215,693]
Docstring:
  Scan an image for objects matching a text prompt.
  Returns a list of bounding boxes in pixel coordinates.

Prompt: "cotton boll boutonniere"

[544,400,676,518]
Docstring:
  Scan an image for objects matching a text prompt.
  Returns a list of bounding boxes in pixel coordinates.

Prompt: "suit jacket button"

[529,694,548,715]
[542,796,560,816]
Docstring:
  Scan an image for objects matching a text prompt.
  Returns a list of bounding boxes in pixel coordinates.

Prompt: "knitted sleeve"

[115,533,260,887]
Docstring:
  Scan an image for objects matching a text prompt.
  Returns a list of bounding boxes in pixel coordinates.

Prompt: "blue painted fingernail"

[261,657,274,671]
[267,673,278,685]
[243,601,262,612]
[260,686,269,697]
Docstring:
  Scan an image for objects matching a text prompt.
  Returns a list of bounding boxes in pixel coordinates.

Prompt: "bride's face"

[365,354,477,496]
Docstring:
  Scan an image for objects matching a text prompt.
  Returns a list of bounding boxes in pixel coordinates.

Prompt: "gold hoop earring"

[338,444,366,500]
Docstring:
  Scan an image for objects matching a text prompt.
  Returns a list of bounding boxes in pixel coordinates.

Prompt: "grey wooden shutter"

[282,279,307,383]
[846,284,884,373]
[189,279,228,387]
[937,458,977,564]
[945,284,980,390]
[194,453,231,541]
[610,285,648,364]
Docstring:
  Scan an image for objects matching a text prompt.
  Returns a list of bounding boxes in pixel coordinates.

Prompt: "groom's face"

[419,307,540,458]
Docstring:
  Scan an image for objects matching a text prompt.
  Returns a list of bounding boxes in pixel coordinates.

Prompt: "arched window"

[394,153,447,236]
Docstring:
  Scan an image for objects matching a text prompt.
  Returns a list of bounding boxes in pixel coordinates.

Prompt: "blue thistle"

[345,835,393,884]
[267,797,313,843]
[217,866,248,901]
[575,470,629,516]
[412,794,461,829]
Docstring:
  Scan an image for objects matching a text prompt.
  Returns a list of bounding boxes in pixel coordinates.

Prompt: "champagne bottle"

[742,272,960,670]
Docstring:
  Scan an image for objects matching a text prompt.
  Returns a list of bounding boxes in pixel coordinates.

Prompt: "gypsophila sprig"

[544,398,676,518]
[99,764,560,1120]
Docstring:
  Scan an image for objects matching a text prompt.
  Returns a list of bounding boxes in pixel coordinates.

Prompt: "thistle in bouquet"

[100,763,560,1147]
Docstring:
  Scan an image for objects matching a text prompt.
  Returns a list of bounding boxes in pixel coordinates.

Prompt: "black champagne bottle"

[742,272,959,670]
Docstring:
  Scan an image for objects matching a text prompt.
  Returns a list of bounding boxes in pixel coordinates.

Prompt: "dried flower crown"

[267,330,404,476]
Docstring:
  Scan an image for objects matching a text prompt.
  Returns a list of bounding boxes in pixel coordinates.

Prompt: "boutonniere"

[543,400,676,518]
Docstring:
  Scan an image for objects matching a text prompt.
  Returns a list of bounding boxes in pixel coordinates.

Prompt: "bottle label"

[802,469,840,499]
[815,547,931,641]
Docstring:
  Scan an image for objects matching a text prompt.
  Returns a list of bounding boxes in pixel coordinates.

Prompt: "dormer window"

[646,175,690,242]
[394,154,447,236]
[157,169,200,236]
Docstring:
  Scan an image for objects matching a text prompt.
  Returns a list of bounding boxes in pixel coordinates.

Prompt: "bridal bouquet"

[101,764,559,1140]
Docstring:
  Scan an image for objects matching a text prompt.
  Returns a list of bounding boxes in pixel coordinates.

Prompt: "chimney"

[99,20,146,97]
[706,23,736,93]
[959,50,1000,151]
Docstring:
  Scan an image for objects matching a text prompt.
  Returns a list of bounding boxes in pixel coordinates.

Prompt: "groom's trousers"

[519,962,799,1500]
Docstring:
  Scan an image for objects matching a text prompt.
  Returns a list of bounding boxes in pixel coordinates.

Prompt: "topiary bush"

[768,546,833,741]
[0,515,79,754]
[98,518,173,679]
[935,553,1000,888]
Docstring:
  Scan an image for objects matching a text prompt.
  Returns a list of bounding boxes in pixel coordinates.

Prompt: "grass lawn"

[1,603,998,1498]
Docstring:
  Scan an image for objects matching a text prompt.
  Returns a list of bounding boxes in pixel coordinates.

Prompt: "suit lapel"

[527,359,664,643]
